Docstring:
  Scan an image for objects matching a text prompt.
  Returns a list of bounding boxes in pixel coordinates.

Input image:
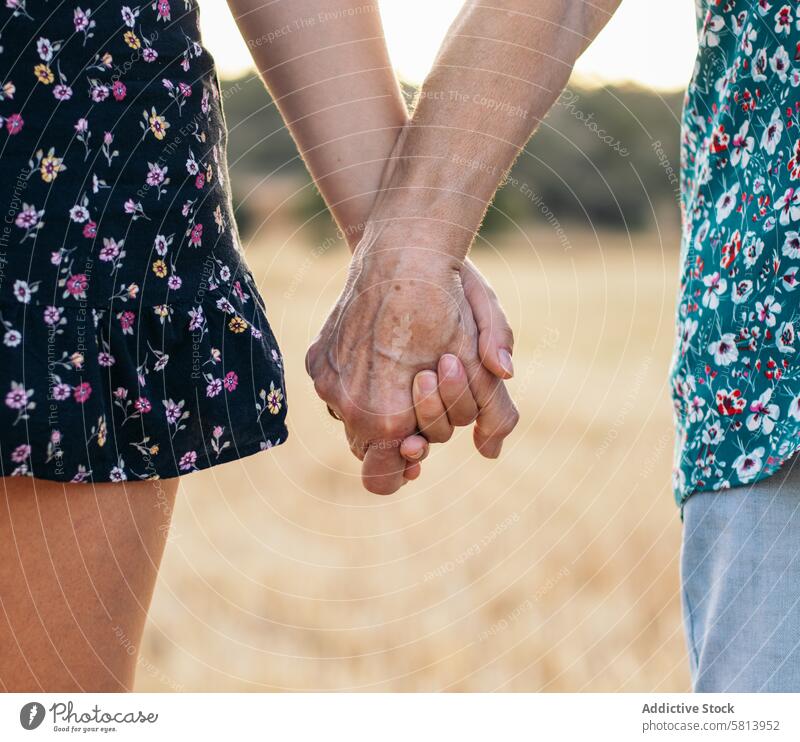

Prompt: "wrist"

[353,219,466,277]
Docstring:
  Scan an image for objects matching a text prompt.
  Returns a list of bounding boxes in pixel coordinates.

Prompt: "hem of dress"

[3,424,289,484]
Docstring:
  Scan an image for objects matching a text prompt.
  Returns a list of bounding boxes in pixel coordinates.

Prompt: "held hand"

[306,225,518,495]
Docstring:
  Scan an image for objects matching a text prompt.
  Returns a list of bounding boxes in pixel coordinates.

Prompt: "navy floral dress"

[0,1,287,482]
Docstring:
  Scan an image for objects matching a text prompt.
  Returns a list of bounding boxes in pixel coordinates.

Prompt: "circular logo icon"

[19,702,45,731]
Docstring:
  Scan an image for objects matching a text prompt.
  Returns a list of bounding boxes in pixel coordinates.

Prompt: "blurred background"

[138,0,697,691]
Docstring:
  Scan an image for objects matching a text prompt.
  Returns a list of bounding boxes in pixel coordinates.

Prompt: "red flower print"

[195,173,205,189]
[72,382,92,404]
[119,311,136,332]
[83,221,97,238]
[721,230,742,269]
[5,113,23,135]
[223,371,238,392]
[715,389,746,416]
[189,222,203,246]
[65,273,89,297]
[134,397,152,413]
[112,80,127,101]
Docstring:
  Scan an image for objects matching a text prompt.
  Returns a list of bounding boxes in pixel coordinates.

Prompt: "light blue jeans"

[681,457,800,692]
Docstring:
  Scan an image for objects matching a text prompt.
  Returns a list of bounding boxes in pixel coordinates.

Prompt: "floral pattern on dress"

[673,0,800,503]
[0,1,287,482]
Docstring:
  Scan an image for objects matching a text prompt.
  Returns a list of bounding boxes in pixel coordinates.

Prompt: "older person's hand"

[306,221,518,495]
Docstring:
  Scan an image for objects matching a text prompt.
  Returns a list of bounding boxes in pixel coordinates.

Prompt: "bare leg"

[0,477,177,692]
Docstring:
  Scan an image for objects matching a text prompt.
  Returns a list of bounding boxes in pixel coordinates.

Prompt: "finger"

[438,354,479,427]
[400,434,430,462]
[462,261,514,379]
[404,460,422,481]
[362,440,408,495]
[466,364,520,459]
[412,371,454,443]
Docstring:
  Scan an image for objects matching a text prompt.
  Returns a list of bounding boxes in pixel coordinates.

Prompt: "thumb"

[461,259,514,379]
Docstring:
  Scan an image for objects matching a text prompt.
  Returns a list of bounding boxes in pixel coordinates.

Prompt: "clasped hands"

[306,217,519,494]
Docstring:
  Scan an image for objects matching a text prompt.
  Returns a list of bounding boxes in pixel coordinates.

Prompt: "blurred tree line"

[221,76,684,242]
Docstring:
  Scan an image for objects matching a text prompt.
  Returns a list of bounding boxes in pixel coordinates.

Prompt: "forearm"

[227,0,407,247]
[366,0,622,259]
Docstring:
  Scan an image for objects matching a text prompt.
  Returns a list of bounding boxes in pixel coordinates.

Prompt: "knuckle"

[430,426,454,444]
[336,397,359,423]
[312,375,333,402]
[375,413,413,442]
[497,405,520,437]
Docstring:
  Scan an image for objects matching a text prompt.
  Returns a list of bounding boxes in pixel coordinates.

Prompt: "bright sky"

[199,0,699,91]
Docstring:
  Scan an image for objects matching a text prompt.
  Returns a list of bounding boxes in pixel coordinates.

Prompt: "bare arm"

[227,0,407,246]
[307,0,624,494]
[368,0,624,251]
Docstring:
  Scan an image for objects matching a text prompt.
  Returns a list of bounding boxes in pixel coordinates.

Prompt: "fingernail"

[499,348,514,377]
[406,446,424,461]
[442,354,459,378]
[418,371,437,394]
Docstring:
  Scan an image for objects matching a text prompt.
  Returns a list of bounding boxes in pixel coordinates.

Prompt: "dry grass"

[137,223,688,691]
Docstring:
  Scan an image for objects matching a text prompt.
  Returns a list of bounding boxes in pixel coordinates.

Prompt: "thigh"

[0,477,177,692]
[681,459,800,692]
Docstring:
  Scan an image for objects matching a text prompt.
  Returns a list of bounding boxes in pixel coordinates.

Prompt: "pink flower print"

[99,237,122,262]
[114,387,128,400]
[69,204,90,222]
[178,82,191,97]
[215,297,234,314]
[223,371,238,392]
[73,382,92,403]
[83,221,97,238]
[118,310,135,334]
[98,351,115,367]
[5,383,30,410]
[11,444,31,463]
[163,398,184,425]
[75,117,89,133]
[15,203,42,230]
[5,113,23,135]
[112,80,127,101]
[43,305,62,325]
[154,234,170,255]
[189,222,203,247]
[13,279,34,303]
[212,425,223,438]
[51,383,71,401]
[179,451,198,472]
[90,85,109,102]
[188,305,205,331]
[65,273,89,298]
[53,84,73,101]
[195,173,205,189]
[167,275,182,290]
[147,162,167,186]
[134,397,152,414]
[74,7,90,32]
[206,378,222,397]
[142,47,158,63]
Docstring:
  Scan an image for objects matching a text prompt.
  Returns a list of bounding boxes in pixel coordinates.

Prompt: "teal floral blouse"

[673,1,800,503]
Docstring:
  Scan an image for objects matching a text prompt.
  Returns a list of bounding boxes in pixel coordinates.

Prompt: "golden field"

[137,222,688,691]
